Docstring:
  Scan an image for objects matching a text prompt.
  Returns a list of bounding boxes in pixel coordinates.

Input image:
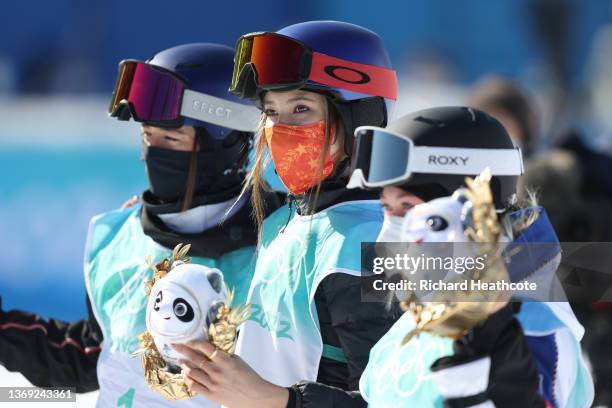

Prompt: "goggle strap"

[410,146,524,176]
[181,90,261,132]
[309,52,398,100]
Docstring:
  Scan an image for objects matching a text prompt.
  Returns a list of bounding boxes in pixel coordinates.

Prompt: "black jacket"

[0,296,102,392]
[431,304,546,408]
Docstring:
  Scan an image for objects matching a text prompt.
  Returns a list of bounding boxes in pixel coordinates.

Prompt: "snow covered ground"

[0,365,98,407]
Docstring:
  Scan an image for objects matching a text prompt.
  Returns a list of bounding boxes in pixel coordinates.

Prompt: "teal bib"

[236,200,384,387]
[360,312,453,407]
[84,205,256,408]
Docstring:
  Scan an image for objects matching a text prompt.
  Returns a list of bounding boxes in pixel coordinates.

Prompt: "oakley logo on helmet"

[190,100,231,120]
[428,155,469,166]
[324,65,371,85]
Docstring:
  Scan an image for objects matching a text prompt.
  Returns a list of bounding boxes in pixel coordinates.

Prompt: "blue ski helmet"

[111,43,260,141]
[276,21,396,116]
[231,21,397,152]
[109,43,262,206]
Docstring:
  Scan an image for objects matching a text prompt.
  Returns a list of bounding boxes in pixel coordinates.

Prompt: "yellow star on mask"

[308,157,321,170]
[293,145,308,155]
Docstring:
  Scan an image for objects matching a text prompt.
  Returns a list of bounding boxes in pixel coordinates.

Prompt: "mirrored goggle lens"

[231,36,253,92]
[354,128,411,185]
[109,61,136,114]
[110,61,185,122]
[232,33,306,90]
[252,34,305,86]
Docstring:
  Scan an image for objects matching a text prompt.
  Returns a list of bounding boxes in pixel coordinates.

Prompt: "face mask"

[376,215,405,243]
[143,145,216,202]
[264,120,337,195]
[376,215,412,302]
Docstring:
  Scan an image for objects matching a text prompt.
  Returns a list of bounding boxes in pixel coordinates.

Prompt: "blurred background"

[1,0,611,405]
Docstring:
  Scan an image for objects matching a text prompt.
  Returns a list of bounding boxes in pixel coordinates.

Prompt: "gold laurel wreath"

[401,168,511,345]
[132,243,251,400]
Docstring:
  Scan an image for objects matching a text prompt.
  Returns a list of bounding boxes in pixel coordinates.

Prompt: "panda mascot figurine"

[145,261,226,370]
[135,243,250,400]
[397,169,511,344]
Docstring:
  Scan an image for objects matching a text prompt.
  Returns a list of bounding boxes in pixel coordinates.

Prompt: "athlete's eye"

[264,108,278,117]
[426,215,448,231]
[294,105,309,114]
[173,298,194,322]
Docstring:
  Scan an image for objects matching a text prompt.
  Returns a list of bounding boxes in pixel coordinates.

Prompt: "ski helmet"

[109,43,260,140]
[229,20,398,153]
[348,106,524,208]
[109,43,261,204]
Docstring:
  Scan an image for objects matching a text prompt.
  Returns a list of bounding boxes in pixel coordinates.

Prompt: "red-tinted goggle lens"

[109,61,185,123]
[231,33,307,92]
[251,34,306,86]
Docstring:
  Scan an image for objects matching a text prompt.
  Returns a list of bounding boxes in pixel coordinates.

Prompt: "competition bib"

[84,206,256,407]
[237,200,384,386]
[360,312,453,407]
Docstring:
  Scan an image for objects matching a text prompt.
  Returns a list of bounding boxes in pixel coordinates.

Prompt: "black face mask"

[142,127,250,204]
[143,145,210,202]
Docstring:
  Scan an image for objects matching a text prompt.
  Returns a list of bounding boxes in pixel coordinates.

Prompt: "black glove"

[430,303,545,408]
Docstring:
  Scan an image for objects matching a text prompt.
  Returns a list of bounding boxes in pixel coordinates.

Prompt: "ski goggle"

[347,126,524,189]
[109,60,260,131]
[230,32,398,100]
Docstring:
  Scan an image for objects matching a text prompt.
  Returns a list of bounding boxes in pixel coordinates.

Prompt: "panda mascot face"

[391,190,478,302]
[145,262,227,369]
[401,190,470,244]
[149,282,199,339]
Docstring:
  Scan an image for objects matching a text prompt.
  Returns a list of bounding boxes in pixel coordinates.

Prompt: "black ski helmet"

[359,106,522,208]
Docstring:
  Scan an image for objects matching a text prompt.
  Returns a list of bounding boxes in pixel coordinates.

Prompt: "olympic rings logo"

[258,230,308,286]
[370,335,450,398]
[115,260,149,315]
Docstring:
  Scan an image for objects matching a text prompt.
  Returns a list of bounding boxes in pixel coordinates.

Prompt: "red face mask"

[264,120,337,195]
